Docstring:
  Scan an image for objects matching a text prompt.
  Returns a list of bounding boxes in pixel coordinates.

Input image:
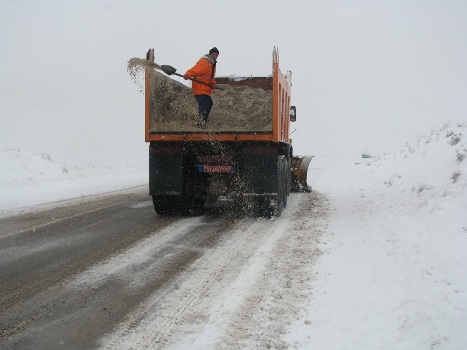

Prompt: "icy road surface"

[0,189,329,349]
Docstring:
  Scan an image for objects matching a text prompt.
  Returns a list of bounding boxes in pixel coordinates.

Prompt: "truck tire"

[257,156,289,218]
[280,156,289,208]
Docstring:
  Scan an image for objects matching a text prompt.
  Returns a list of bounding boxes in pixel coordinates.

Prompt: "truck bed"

[148,72,273,134]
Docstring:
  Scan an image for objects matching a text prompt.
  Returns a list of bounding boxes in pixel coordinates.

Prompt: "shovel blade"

[161,65,177,76]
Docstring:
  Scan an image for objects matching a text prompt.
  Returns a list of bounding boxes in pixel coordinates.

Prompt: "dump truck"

[144,47,312,217]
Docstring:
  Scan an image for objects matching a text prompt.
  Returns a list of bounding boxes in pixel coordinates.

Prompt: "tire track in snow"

[98,191,330,350]
[99,213,277,349]
[215,191,329,349]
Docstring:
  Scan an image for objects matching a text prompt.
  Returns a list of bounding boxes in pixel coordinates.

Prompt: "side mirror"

[290,106,297,122]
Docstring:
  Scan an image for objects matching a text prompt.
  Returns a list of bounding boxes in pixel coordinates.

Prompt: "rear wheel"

[257,156,289,218]
[281,156,290,208]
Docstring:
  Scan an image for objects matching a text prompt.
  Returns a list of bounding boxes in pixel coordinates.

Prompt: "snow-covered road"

[0,186,329,350]
[98,191,328,349]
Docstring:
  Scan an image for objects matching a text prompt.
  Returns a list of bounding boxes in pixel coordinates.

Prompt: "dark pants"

[195,94,213,122]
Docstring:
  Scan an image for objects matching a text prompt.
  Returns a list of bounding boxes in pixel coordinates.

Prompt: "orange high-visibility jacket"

[185,55,216,96]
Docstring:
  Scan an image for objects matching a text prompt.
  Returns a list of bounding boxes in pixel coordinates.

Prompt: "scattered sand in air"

[127,57,273,133]
[127,57,161,94]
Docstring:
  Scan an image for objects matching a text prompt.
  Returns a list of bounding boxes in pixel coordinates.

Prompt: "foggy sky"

[1,0,466,167]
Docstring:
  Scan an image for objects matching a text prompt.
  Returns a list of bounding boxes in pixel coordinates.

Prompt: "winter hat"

[209,47,219,55]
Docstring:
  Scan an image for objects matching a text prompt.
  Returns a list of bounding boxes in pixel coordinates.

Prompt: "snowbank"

[0,149,147,215]
[286,122,467,349]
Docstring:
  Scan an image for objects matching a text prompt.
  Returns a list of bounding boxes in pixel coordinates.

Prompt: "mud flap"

[149,153,183,195]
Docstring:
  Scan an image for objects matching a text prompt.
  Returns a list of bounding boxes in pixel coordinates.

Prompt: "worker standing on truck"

[183,47,219,128]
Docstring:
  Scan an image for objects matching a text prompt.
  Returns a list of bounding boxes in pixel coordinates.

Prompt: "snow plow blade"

[291,155,314,192]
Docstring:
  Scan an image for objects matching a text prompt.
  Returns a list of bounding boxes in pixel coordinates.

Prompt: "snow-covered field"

[1,122,466,349]
[0,149,148,216]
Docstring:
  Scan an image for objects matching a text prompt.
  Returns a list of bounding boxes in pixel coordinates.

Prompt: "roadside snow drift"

[286,122,467,349]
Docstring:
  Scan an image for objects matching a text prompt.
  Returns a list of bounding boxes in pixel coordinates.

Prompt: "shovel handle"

[174,72,220,89]
[180,73,210,86]
[172,72,185,78]
[161,65,222,89]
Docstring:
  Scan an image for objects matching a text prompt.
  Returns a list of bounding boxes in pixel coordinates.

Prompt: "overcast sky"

[1,0,466,167]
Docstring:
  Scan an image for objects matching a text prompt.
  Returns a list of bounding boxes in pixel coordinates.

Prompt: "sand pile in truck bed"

[127,57,273,133]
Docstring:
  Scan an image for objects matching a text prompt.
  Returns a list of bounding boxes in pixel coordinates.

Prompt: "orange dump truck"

[144,47,312,217]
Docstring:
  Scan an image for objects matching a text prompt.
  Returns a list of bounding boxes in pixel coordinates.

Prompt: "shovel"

[161,65,221,89]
